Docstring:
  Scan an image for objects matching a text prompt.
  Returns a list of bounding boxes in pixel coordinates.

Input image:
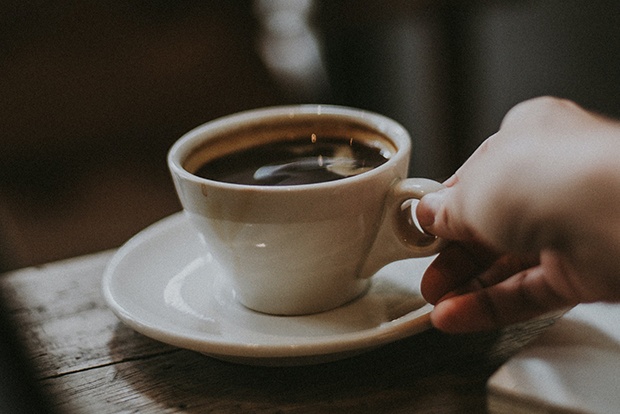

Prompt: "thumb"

[416,189,474,242]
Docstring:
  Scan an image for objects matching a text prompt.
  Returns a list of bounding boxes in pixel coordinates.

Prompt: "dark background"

[1,0,619,271]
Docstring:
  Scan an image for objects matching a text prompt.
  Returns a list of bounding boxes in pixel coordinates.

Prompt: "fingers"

[420,243,498,304]
[429,263,578,333]
[416,98,608,333]
[415,139,496,244]
[416,188,479,242]
[443,253,539,300]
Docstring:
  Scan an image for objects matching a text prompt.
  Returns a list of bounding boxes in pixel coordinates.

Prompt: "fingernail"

[417,192,443,229]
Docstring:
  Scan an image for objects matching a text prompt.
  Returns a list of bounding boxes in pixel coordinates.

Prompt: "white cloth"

[488,303,620,413]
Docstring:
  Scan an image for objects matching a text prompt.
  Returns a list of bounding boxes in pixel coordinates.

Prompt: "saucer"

[102,213,435,366]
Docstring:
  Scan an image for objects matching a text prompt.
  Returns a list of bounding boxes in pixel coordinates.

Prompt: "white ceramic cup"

[168,105,446,315]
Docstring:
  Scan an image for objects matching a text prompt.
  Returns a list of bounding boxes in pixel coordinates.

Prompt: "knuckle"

[500,96,578,131]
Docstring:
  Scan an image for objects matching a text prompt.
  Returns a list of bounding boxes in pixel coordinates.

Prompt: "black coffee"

[193,135,391,186]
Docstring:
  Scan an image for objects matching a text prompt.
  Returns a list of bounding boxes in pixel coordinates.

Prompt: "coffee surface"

[194,135,391,186]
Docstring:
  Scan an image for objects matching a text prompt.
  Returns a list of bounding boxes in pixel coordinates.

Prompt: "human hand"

[416,96,620,333]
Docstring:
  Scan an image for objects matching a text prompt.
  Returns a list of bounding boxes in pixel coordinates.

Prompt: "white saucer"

[102,213,435,366]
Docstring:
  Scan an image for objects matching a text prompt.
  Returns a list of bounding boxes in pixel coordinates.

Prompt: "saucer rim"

[102,213,434,361]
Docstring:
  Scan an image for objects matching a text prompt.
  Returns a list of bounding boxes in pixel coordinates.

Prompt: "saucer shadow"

[105,320,526,413]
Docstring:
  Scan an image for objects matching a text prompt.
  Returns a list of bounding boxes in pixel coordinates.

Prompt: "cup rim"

[167,104,412,192]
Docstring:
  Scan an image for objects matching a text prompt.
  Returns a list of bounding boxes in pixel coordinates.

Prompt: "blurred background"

[1,0,619,271]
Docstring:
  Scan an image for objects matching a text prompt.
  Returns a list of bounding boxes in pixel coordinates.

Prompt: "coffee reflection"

[194,135,391,186]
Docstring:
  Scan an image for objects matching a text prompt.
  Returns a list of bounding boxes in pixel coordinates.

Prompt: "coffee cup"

[168,105,446,315]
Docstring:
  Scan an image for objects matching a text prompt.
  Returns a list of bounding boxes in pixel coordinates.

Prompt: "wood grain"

[0,251,558,413]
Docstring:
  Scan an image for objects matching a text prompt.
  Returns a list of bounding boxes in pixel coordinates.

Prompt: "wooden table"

[0,251,558,413]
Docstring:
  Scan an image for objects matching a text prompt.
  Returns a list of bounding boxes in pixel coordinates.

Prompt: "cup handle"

[358,178,448,279]
[391,178,447,255]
